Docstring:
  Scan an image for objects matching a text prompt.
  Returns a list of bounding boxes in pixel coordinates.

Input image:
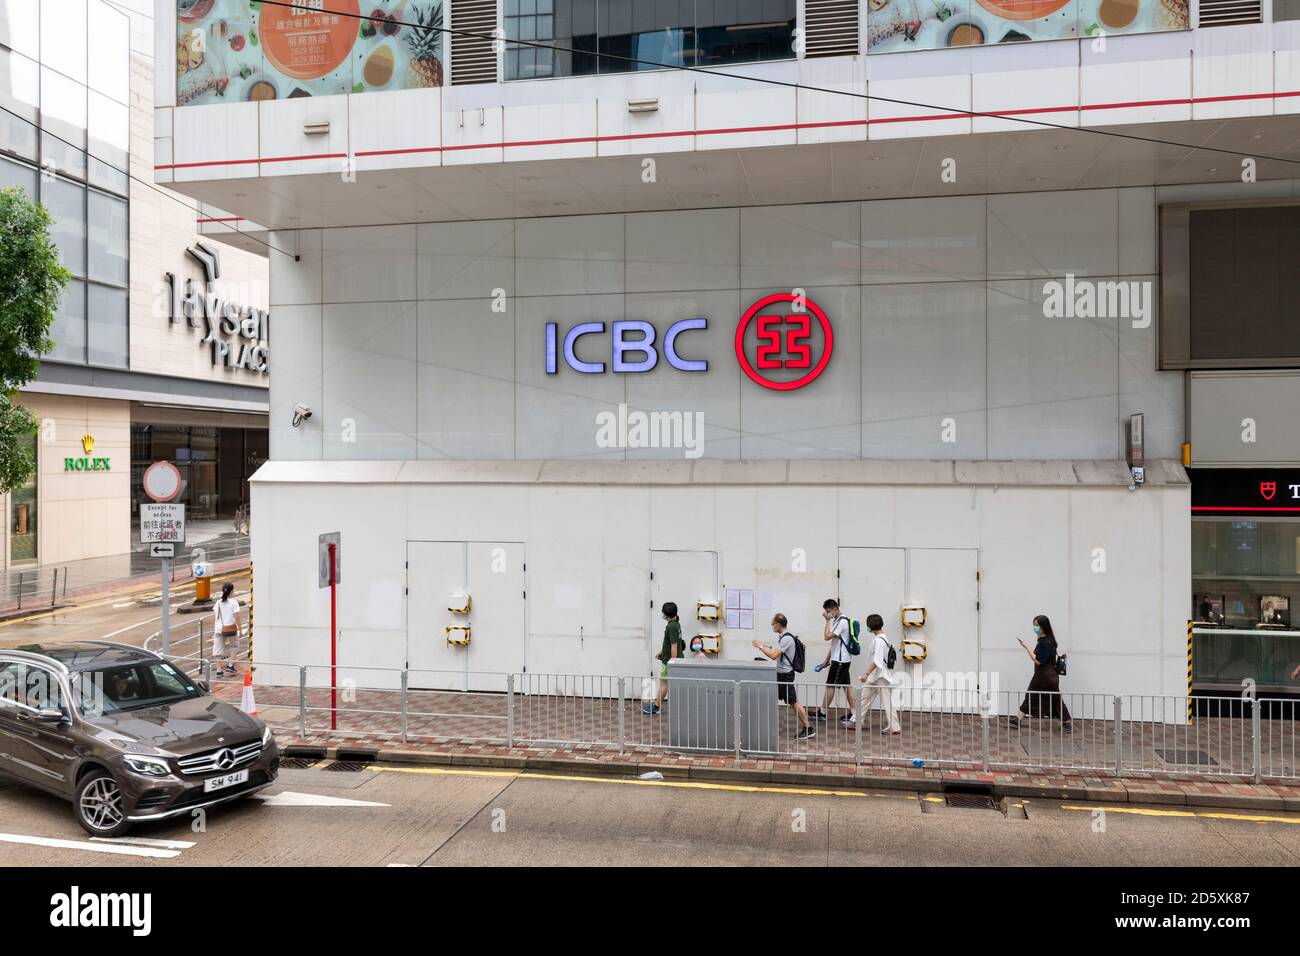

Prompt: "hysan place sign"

[164,241,269,375]
[545,293,833,391]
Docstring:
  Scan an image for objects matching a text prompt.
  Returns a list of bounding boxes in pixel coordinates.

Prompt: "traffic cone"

[240,669,257,717]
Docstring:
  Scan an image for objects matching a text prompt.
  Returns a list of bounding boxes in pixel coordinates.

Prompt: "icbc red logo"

[734,292,833,391]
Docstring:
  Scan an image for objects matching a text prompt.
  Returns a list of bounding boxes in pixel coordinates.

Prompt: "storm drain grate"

[1156,748,1218,767]
[944,792,1000,810]
[278,757,320,770]
[322,760,372,773]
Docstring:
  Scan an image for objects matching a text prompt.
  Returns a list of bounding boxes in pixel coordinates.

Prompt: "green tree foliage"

[0,186,70,493]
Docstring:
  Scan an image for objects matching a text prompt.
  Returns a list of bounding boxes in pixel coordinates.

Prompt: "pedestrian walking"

[212,582,243,678]
[816,598,859,728]
[752,613,814,739]
[857,613,901,734]
[1011,614,1072,732]
[644,602,683,715]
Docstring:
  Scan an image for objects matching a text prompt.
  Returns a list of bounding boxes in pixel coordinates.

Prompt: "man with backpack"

[857,613,901,734]
[752,613,814,739]
[817,598,860,728]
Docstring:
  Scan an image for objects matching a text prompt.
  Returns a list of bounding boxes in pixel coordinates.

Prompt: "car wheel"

[75,770,132,837]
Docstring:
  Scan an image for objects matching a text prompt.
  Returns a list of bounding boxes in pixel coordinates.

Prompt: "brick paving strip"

[210,675,1300,812]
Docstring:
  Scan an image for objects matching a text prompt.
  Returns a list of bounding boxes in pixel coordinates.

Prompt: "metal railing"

[0,565,69,613]
[181,662,1300,782]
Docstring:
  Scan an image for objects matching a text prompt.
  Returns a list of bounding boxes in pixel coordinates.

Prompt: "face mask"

[1032,625,1043,636]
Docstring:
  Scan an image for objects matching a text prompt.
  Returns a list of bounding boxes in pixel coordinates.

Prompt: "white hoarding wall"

[250,460,1191,705]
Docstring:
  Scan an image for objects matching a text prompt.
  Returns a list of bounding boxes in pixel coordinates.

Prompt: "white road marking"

[99,616,171,641]
[92,836,196,849]
[112,602,135,609]
[254,791,389,808]
[0,832,180,858]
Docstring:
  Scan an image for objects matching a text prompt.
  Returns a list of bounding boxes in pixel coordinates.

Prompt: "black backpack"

[782,634,806,674]
[879,635,898,670]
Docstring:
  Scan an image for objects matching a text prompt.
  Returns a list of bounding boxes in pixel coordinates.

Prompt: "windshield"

[72,661,202,716]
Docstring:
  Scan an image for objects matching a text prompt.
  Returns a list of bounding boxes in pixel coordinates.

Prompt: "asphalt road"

[0,569,250,653]
[2,760,1299,867]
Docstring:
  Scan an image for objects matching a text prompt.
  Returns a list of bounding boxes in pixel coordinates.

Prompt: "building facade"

[1,0,269,571]
[152,0,1300,699]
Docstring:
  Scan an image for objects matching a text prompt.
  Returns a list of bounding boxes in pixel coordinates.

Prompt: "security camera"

[291,403,313,428]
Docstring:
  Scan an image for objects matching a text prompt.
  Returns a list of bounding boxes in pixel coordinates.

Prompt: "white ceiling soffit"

[166,114,1300,232]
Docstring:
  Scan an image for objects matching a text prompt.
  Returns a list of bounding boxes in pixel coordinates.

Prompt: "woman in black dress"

[1010,614,1072,733]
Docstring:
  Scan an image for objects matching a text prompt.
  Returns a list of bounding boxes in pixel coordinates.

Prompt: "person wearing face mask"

[752,613,814,739]
[688,636,708,660]
[1011,614,1072,733]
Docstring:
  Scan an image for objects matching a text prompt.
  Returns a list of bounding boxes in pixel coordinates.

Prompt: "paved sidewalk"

[208,675,1300,811]
[1,532,249,615]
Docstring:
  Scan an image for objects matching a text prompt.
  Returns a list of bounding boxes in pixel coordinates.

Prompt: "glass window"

[598,0,693,72]
[0,156,38,198]
[40,67,87,179]
[1,112,39,163]
[1275,0,1300,19]
[87,0,130,104]
[87,283,127,367]
[42,176,85,276]
[0,46,40,159]
[504,0,795,80]
[48,278,87,363]
[696,1,796,68]
[0,0,42,59]
[87,92,129,174]
[87,190,127,285]
[0,46,40,122]
[88,156,128,195]
[8,430,37,564]
[506,0,598,79]
[41,0,88,85]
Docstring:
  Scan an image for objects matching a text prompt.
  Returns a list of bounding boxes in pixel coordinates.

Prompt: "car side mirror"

[194,680,210,693]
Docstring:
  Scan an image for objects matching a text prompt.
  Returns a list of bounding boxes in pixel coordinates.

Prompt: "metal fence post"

[733,681,742,768]
[1113,695,1123,776]
[617,677,626,753]
[202,658,212,685]
[400,669,409,744]
[16,571,23,611]
[50,568,58,607]
[198,619,205,661]
[1252,698,1262,784]
[981,711,990,772]
[506,673,514,748]
[298,666,307,737]
[854,696,863,764]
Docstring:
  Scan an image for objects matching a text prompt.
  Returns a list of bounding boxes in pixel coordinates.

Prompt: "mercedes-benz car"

[0,642,279,837]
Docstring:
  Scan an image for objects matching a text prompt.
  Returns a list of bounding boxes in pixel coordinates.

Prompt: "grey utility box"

[666,658,778,753]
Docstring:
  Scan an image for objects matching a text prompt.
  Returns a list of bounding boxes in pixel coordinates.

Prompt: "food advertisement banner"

[867,0,1188,52]
[176,0,445,106]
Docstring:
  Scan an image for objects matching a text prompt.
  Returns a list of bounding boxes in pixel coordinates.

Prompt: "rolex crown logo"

[81,434,95,455]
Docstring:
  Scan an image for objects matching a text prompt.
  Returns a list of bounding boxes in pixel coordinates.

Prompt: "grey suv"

[0,642,279,837]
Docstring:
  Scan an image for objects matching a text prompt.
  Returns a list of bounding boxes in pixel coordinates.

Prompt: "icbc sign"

[735,292,833,391]
[544,293,833,390]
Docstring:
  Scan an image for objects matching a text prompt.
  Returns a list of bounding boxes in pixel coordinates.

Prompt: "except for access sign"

[140,503,186,544]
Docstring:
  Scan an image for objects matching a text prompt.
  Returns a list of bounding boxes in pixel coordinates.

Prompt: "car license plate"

[204,769,248,793]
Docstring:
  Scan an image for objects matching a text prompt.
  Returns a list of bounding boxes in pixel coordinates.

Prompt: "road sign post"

[141,494,187,659]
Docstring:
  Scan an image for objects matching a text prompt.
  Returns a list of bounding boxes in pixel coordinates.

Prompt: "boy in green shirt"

[644,602,683,715]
